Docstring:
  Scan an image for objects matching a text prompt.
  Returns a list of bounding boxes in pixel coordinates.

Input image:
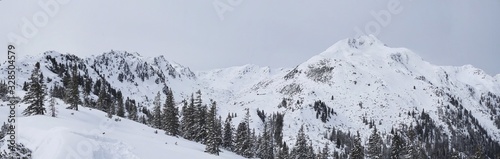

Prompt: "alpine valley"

[1,35,499,159]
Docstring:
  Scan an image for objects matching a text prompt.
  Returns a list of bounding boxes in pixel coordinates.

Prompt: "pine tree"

[65,64,80,111]
[163,89,179,136]
[180,99,191,138]
[274,112,284,147]
[391,133,403,159]
[258,122,274,159]
[22,62,46,116]
[0,80,8,99]
[107,99,115,118]
[367,127,382,159]
[235,120,252,158]
[307,143,316,159]
[96,79,108,111]
[127,99,138,121]
[194,90,208,143]
[181,95,196,140]
[350,131,364,159]
[405,141,423,159]
[116,90,125,117]
[152,91,162,129]
[244,109,254,158]
[222,113,234,150]
[291,125,309,159]
[473,145,484,159]
[277,142,289,159]
[204,101,221,155]
[319,142,330,159]
[49,94,57,117]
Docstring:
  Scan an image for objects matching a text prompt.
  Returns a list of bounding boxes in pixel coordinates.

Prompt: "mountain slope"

[1,35,499,158]
[0,99,244,159]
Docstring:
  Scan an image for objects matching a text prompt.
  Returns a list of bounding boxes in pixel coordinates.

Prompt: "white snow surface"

[0,100,244,159]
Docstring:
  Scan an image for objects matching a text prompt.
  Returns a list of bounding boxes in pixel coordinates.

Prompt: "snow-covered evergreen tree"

[257,122,274,159]
[22,62,46,116]
[390,132,403,159]
[65,64,80,111]
[49,94,57,117]
[107,99,115,118]
[319,142,330,159]
[163,89,179,136]
[96,79,108,111]
[291,125,309,159]
[116,90,125,117]
[193,90,208,143]
[277,142,289,159]
[350,131,364,159]
[204,101,221,155]
[367,126,382,159]
[0,80,8,99]
[222,114,234,150]
[181,95,196,140]
[152,91,162,129]
[234,118,252,158]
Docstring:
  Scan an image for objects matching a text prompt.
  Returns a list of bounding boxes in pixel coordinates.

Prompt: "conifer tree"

[0,80,7,98]
[152,91,162,129]
[258,122,274,159]
[367,126,382,159]
[473,146,484,159]
[23,62,46,116]
[194,90,208,143]
[222,114,234,150]
[405,140,423,159]
[116,90,125,117]
[391,133,403,159]
[319,142,330,159]
[291,125,309,159]
[163,89,179,136]
[205,101,221,155]
[66,64,80,110]
[49,94,57,117]
[107,99,115,118]
[127,98,138,121]
[181,95,196,140]
[277,142,289,159]
[235,120,252,157]
[96,79,108,111]
[350,131,364,159]
[307,143,316,159]
[274,112,284,147]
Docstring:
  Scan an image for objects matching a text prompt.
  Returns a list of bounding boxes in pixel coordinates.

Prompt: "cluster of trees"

[0,123,32,158]
[479,92,500,129]
[312,100,336,123]
[0,80,8,100]
[150,90,180,136]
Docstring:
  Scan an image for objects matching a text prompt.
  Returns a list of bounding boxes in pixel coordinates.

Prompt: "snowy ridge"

[1,35,499,158]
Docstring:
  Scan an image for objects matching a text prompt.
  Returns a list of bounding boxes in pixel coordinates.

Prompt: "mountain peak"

[323,34,385,54]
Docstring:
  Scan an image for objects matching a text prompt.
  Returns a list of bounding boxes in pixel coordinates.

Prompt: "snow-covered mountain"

[1,35,499,158]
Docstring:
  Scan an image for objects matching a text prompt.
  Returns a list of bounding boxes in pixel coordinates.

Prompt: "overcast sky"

[1,0,499,75]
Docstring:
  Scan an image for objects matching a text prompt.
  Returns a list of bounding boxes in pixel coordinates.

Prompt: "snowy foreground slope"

[0,100,244,159]
[1,35,500,158]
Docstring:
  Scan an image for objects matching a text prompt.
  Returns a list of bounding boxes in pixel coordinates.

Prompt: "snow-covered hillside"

[1,35,499,158]
[0,100,244,159]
